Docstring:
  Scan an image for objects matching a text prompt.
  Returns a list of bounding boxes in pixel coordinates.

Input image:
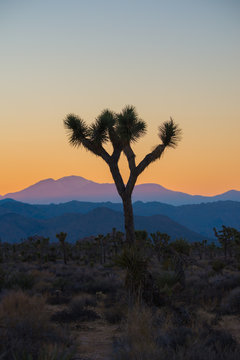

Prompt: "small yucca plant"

[116,245,149,304]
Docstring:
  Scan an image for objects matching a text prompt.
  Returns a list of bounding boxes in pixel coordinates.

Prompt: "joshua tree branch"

[81,137,111,162]
[136,144,165,176]
[108,127,121,150]
[124,144,136,173]
[108,159,126,197]
[125,173,138,197]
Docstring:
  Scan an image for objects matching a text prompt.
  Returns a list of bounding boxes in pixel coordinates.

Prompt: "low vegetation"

[0,225,239,359]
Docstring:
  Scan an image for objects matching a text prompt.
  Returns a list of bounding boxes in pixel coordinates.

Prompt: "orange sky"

[0,1,239,196]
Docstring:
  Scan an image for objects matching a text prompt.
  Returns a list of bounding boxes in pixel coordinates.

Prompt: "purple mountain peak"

[56,175,96,185]
[1,175,240,205]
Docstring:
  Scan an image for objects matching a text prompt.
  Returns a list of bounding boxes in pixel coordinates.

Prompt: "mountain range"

[0,201,208,243]
[0,198,240,243]
[0,176,240,205]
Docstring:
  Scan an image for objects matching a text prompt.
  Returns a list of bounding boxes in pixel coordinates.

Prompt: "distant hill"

[0,213,44,242]
[132,200,240,237]
[1,176,240,205]
[1,198,240,241]
[0,204,210,243]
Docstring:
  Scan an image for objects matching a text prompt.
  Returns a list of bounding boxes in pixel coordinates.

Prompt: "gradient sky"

[0,0,239,196]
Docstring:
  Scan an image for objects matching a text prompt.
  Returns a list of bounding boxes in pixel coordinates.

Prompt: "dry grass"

[1,249,240,360]
[113,306,159,360]
[0,290,74,359]
[126,306,157,350]
[0,290,48,324]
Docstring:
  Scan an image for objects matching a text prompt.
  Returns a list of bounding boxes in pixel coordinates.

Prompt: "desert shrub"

[31,269,55,293]
[184,273,240,306]
[212,260,225,273]
[47,293,71,305]
[220,287,240,314]
[156,272,178,290]
[12,344,75,360]
[79,276,121,294]
[186,275,207,290]
[112,306,159,360]
[51,267,121,295]
[186,277,223,306]
[58,293,97,309]
[156,326,193,350]
[186,273,207,288]
[202,329,237,353]
[14,272,35,290]
[52,277,70,292]
[155,327,239,360]
[34,280,53,294]
[170,239,190,255]
[112,304,240,360]
[159,345,240,360]
[75,294,97,307]
[104,291,117,308]
[2,271,35,290]
[104,305,125,324]
[218,275,240,291]
[209,274,240,292]
[51,307,99,323]
[0,291,74,360]
[172,306,192,326]
[31,269,55,280]
[51,297,100,323]
[201,287,224,306]
[162,257,172,270]
[162,328,239,360]
[0,267,5,290]
[113,338,160,360]
[104,289,127,309]
[153,305,192,329]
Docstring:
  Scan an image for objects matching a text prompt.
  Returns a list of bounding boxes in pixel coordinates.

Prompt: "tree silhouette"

[56,232,68,264]
[64,105,181,244]
[214,225,238,260]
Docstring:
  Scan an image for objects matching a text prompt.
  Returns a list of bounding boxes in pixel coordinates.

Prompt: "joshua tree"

[56,232,68,264]
[151,231,170,261]
[95,234,106,264]
[64,106,181,244]
[214,226,236,260]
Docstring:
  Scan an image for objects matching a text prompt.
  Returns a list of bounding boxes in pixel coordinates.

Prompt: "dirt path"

[73,320,121,360]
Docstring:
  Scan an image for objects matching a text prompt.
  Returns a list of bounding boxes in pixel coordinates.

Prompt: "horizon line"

[0,174,239,198]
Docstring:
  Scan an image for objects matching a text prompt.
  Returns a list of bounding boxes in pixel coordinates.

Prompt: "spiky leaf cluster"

[116,106,147,145]
[116,245,149,298]
[158,117,182,148]
[64,114,89,147]
[64,107,181,158]
[89,110,116,146]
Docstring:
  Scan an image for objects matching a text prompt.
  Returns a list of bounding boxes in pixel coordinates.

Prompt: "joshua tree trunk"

[122,195,135,244]
[56,232,68,265]
[63,243,67,265]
